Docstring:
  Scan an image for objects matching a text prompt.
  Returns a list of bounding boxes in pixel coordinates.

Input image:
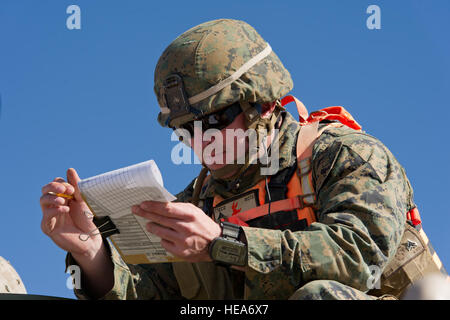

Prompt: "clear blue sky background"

[0,0,449,299]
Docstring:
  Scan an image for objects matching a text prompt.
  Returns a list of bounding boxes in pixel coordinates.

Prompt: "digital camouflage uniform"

[67,111,413,300]
[65,19,417,300]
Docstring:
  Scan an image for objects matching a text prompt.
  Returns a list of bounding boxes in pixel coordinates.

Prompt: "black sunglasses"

[174,101,244,136]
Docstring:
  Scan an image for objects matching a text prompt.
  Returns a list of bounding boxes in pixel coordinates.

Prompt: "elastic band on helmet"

[188,43,272,105]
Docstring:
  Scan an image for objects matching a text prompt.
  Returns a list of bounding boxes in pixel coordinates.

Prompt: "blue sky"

[0,0,449,299]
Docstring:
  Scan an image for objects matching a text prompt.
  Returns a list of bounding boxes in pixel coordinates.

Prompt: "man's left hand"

[131,201,221,262]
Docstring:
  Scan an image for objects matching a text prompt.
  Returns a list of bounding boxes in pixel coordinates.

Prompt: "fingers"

[132,206,189,252]
[133,202,217,262]
[42,206,70,222]
[43,205,71,216]
[145,222,184,243]
[67,168,83,201]
[132,205,191,233]
[40,193,69,208]
[41,179,75,197]
[160,239,180,256]
[40,180,74,209]
[138,201,194,220]
[40,169,82,209]
[146,220,213,254]
[40,206,70,235]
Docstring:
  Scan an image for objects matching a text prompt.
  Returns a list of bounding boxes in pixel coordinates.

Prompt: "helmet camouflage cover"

[154,19,293,128]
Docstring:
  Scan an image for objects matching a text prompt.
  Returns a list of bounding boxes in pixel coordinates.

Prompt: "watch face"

[210,238,247,266]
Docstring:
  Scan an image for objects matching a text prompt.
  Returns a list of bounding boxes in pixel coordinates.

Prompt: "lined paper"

[78,160,178,263]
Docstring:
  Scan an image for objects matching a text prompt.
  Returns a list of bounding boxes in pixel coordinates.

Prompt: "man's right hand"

[40,168,103,259]
[40,168,114,298]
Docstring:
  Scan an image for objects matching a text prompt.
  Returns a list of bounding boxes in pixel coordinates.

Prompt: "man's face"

[189,112,248,171]
[185,101,277,172]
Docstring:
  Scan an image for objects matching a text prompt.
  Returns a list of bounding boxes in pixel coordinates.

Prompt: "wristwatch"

[209,222,247,266]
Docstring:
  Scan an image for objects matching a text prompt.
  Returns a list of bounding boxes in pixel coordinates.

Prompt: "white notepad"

[78,160,179,264]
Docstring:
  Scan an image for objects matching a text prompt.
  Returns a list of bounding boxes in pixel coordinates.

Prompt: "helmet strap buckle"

[163,74,192,120]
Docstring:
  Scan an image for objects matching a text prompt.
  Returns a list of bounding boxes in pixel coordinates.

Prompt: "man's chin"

[205,162,226,171]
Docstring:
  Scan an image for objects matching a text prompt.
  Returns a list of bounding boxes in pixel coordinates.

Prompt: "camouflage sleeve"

[242,129,413,293]
[63,177,203,300]
[65,239,183,300]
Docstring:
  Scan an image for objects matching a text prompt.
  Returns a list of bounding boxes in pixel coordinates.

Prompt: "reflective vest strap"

[217,97,363,230]
[296,121,319,162]
[296,122,332,205]
[298,158,315,205]
[309,107,362,131]
[407,207,422,226]
[298,206,316,226]
[280,95,309,122]
[222,195,314,226]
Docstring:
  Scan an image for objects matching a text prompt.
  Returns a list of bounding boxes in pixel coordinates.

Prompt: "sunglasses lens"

[173,102,243,135]
[207,114,220,125]
[204,104,241,130]
[182,122,195,136]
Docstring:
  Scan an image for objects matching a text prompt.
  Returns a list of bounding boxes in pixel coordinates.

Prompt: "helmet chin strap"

[209,101,282,187]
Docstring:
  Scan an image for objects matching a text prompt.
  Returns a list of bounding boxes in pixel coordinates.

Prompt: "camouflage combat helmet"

[154,19,293,129]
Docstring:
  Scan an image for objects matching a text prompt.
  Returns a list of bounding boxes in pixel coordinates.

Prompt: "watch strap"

[221,221,242,240]
[209,222,247,266]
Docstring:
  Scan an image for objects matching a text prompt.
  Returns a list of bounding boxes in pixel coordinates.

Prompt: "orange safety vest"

[190,95,444,299]
[213,95,422,230]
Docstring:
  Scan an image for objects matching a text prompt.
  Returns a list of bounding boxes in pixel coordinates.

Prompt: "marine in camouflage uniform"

[66,19,425,300]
